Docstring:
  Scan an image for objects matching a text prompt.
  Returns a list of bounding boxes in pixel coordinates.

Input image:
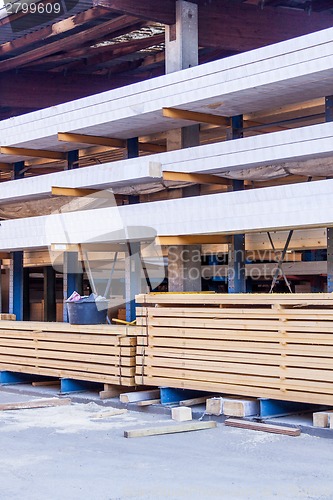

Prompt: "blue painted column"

[10,162,25,319]
[126,137,139,159]
[326,97,333,292]
[67,149,79,170]
[228,116,246,294]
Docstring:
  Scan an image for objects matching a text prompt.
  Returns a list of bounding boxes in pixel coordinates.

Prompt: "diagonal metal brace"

[267,230,294,293]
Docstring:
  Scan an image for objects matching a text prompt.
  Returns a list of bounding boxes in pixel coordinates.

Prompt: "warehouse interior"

[0,0,333,416]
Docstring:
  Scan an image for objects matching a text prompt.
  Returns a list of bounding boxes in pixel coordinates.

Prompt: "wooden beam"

[94,0,175,24]
[0,15,140,73]
[163,107,230,127]
[50,243,126,252]
[0,147,66,160]
[225,419,301,436]
[51,186,101,197]
[0,7,113,58]
[58,132,125,148]
[58,133,165,153]
[163,171,232,186]
[0,398,71,411]
[0,163,12,171]
[157,235,231,245]
[124,420,217,438]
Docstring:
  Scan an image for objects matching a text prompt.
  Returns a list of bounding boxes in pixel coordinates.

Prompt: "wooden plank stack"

[135,293,333,406]
[0,321,137,386]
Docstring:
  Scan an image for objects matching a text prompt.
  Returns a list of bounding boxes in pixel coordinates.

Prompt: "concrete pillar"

[168,245,201,292]
[63,252,83,322]
[165,0,198,73]
[228,116,246,293]
[165,0,201,291]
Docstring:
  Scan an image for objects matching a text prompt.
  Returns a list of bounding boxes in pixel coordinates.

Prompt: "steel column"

[228,115,246,293]
[44,266,57,322]
[67,149,79,170]
[326,96,333,291]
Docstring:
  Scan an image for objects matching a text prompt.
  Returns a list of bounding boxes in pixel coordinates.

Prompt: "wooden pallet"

[0,321,138,386]
[135,293,333,405]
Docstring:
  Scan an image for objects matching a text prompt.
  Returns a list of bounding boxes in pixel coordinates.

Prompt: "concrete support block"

[171,406,192,422]
[223,398,259,417]
[206,397,224,416]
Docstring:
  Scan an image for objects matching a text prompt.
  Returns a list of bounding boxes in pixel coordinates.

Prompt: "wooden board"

[124,420,217,438]
[0,321,137,387]
[0,398,71,411]
[225,419,301,436]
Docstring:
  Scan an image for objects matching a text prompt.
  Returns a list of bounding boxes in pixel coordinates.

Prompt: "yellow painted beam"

[58,132,165,153]
[163,107,230,127]
[0,147,66,160]
[58,132,125,148]
[51,186,101,197]
[156,235,231,245]
[139,143,166,153]
[51,243,126,252]
[163,171,232,186]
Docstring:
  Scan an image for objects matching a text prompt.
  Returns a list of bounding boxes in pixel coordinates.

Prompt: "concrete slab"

[0,177,333,250]
[0,28,333,159]
[0,387,333,499]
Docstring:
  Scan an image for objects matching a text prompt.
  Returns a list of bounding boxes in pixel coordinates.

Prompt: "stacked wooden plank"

[0,321,137,386]
[135,293,333,406]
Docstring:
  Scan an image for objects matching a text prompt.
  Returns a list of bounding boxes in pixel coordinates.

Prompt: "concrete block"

[206,397,224,416]
[313,410,333,428]
[171,406,192,422]
[223,398,259,417]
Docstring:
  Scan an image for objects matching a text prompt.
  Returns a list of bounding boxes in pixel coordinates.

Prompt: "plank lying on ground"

[120,389,160,403]
[124,420,216,438]
[91,409,128,419]
[225,419,301,436]
[136,399,161,406]
[0,398,71,411]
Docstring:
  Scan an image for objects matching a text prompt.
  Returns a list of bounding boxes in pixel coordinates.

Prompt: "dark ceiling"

[0,0,332,120]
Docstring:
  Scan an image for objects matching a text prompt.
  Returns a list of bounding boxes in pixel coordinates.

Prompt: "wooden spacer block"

[206,397,224,416]
[223,398,259,417]
[171,406,192,422]
[313,410,333,428]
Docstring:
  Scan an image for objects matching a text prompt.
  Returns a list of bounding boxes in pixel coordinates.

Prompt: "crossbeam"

[163,171,231,186]
[0,147,66,160]
[163,107,230,127]
[51,186,101,197]
[157,235,231,245]
[58,132,165,153]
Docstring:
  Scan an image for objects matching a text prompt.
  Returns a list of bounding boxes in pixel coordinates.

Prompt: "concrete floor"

[0,390,333,499]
